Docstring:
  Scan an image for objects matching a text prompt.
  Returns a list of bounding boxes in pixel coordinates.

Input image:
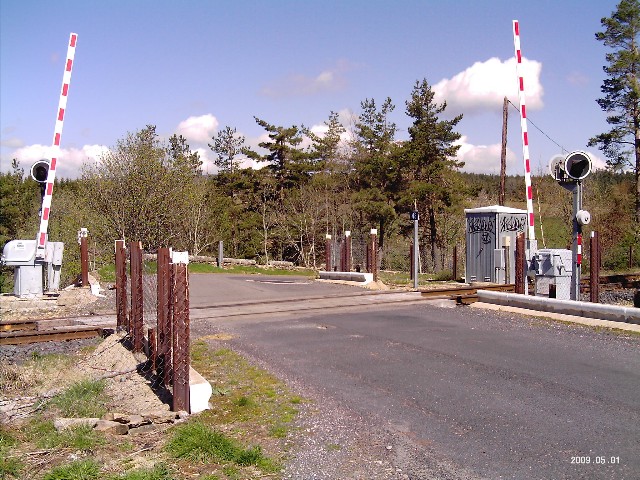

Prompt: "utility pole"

[499,96,508,206]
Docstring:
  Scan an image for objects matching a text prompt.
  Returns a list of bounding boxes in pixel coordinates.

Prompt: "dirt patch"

[1,283,116,322]
[0,332,171,426]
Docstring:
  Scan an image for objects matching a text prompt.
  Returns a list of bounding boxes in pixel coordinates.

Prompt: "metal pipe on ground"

[477,290,640,325]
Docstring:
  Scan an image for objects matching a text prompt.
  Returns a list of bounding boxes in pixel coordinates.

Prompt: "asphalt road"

[189,274,640,479]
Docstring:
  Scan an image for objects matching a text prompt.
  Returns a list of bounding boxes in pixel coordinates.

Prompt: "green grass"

[42,459,101,480]
[100,260,316,278]
[166,422,275,471]
[0,451,23,479]
[2,337,299,480]
[0,427,17,452]
[378,270,458,287]
[188,341,305,473]
[189,262,315,277]
[106,464,176,480]
[97,263,116,283]
[22,418,105,451]
[48,379,109,418]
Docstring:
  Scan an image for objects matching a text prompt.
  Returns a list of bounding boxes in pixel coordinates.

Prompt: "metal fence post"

[115,240,127,331]
[590,231,600,303]
[129,241,144,353]
[410,243,414,281]
[453,245,458,282]
[172,261,190,413]
[515,233,525,294]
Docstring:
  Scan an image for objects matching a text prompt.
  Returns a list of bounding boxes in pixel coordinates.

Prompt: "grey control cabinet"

[534,248,572,300]
[465,205,528,284]
[1,239,64,297]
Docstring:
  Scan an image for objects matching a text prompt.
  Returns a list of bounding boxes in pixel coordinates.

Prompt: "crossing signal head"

[564,151,591,180]
[548,151,592,182]
[30,160,50,183]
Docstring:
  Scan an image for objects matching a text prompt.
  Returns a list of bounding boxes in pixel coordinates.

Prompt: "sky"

[0,0,622,181]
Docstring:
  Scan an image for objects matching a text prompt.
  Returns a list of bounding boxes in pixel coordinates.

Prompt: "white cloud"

[588,152,607,171]
[261,60,355,98]
[566,71,589,87]
[455,136,520,175]
[1,137,24,148]
[175,114,219,144]
[433,57,543,115]
[4,143,109,179]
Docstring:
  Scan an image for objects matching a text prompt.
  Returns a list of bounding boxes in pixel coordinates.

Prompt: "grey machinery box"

[533,248,572,300]
[464,205,527,283]
[1,239,64,297]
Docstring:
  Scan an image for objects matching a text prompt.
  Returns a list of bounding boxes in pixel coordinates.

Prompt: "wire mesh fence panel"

[156,248,172,387]
[115,240,128,331]
[129,242,144,353]
[142,270,157,331]
[350,234,369,272]
[172,262,190,413]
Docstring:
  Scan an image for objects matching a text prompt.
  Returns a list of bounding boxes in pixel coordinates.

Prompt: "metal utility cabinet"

[465,205,527,284]
[533,248,572,300]
[1,239,64,298]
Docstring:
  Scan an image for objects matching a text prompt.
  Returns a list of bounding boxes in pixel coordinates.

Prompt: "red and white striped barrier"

[512,20,536,241]
[36,33,78,259]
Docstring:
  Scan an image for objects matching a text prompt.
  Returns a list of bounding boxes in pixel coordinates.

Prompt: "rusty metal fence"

[115,242,190,413]
[325,230,464,282]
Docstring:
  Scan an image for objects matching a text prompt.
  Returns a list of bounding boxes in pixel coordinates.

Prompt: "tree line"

[1,85,638,292]
[2,1,639,289]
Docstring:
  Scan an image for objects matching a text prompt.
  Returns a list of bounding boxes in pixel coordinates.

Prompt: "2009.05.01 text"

[571,456,620,464]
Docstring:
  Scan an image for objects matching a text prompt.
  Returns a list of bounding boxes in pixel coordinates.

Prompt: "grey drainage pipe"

[477,290,640,325]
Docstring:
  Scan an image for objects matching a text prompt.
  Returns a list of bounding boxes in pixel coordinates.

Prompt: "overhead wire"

[506,99,561,248]
[507,99,569,154]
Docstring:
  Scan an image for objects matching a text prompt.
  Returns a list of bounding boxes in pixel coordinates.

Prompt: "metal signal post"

[411,210,419,290]
[549,151,592,300]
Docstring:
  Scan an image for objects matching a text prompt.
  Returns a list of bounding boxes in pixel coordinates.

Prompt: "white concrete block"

[189,366,212,414]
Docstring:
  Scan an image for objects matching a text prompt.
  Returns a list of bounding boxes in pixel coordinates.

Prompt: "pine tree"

[245,117,311,193]
[208,126,247,175]
[588,0,640,223]
[352,98,401,254]
[404,78,464,269]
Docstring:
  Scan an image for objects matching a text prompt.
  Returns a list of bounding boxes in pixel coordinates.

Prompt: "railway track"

[1,273,636,344]
[580,273,640,291]
[0,317,109,345]
[420,283,516,305]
